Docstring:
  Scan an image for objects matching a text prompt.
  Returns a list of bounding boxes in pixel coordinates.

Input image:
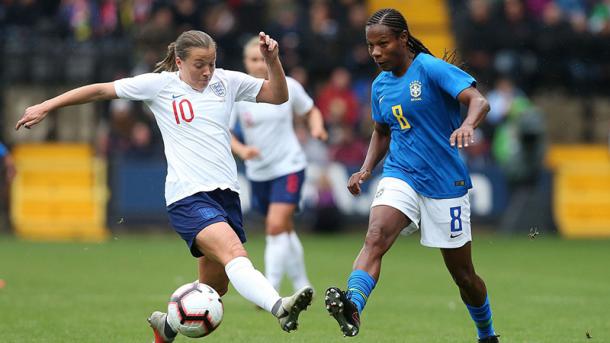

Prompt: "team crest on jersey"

[410,80,422,101]
[210,82,226,97]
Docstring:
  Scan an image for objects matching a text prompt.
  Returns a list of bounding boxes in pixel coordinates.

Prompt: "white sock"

[286,231,312,291]
[264,233,291,291]
[225,256,281,313]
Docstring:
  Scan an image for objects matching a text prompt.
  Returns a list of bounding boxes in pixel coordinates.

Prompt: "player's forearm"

[230,135,248,156]
[361,129,390,172]
[265,58,288,104]
[462,95,489,129]
[42,83,117,112]
[307,107,325,133]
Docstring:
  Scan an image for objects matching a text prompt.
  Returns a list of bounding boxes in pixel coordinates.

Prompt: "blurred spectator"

[589,0,610,35]
[555,0,586,19]
[172,0,199,32]
[486,77,525,127]
[3,0,43,27]
[495,0,538,90]
[266,3,306,71]
[134,4,176,62]
[536,2,574,87]
[289,66,311,94]
[317,67,360,130]
[340,2,377,81]
[127,121,156,158]
[491,97,546,185]
[525,0,552,19]
[58,0,95,42]
[200,2,240,68]
[98,99,134,155]
[456,0,499,85]
[98,98,160,159]
[328,125,367,172]
[302,0,342,80]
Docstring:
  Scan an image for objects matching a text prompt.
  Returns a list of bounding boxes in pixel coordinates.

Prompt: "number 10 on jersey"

[172,99,195,124]
[391,105,411,130]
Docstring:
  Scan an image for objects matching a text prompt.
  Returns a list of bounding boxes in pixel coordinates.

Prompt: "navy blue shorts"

[250,169,305,215]
[167,189,246,258]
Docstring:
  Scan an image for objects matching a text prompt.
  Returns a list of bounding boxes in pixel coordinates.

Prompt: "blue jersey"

[371,53,475,199]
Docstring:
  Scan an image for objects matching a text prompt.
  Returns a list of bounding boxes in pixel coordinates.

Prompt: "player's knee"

[452,270,477,290]
[363,225,392,256]
[225,241,248,261]
[265,220,288,235]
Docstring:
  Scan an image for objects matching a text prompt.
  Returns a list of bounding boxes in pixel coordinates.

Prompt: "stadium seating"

[10,144,109,241]
[547,145,610,237]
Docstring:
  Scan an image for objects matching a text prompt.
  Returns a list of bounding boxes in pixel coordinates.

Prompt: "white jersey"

[231,77,313,181]
[114,69,264,205]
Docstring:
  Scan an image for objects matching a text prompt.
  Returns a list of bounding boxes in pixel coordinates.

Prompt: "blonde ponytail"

[154,42,178,73]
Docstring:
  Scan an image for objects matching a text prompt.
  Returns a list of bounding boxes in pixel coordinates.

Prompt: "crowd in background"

[1,0,609,224]
[452,0,610,94]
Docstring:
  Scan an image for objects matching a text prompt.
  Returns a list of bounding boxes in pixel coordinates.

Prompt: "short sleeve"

[114,73,168,101]
[225,70,264,103]
[287,77,314,116]
[371,83,384,123]
[0,143,7,158]
[426,56,476,99]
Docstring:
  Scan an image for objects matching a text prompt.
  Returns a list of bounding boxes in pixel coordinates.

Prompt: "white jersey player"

[16,30,314,343]
[230,37,327,294]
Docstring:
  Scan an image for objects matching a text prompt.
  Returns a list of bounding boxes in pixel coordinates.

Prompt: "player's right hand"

[16,103,49,130]
[238,145,260,160]
[347,169,371,196]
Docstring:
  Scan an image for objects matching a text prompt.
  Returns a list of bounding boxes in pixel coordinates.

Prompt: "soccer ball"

[167,282,224,338]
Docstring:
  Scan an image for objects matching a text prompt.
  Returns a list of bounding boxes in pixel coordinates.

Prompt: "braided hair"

[366,8,433,57]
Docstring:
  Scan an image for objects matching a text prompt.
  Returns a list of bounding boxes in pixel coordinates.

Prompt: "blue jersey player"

[325,9,499,343]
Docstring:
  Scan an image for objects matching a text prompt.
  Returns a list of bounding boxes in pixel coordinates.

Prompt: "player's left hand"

[310,126,328,141]
[450,124,474,148]
[258,32,279,62]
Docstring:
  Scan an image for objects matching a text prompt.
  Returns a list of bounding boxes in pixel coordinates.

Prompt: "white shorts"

[371,177,472,249]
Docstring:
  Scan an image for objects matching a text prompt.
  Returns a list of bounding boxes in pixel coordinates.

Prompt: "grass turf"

[0,232,608,342]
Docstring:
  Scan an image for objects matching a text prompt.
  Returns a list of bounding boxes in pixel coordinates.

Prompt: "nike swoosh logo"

[450,232,463,238]
[172,94,185,100]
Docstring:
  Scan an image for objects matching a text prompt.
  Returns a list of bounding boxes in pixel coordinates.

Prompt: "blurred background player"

[230,36,328,294]
[324,9,499,343]
[15,30,313,343]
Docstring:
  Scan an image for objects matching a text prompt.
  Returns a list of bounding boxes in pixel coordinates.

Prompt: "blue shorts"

[250,169,305,215]
[167,189,246,258]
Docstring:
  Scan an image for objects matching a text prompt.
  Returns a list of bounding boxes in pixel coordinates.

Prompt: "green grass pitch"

[1,231,608,342]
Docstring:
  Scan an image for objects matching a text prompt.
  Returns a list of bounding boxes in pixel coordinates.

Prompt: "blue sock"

[465,295,496,339]
[346,270,376,314]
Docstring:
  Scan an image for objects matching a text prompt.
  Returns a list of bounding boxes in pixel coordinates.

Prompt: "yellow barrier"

[10,143,109,241]
[548,145,610,238]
